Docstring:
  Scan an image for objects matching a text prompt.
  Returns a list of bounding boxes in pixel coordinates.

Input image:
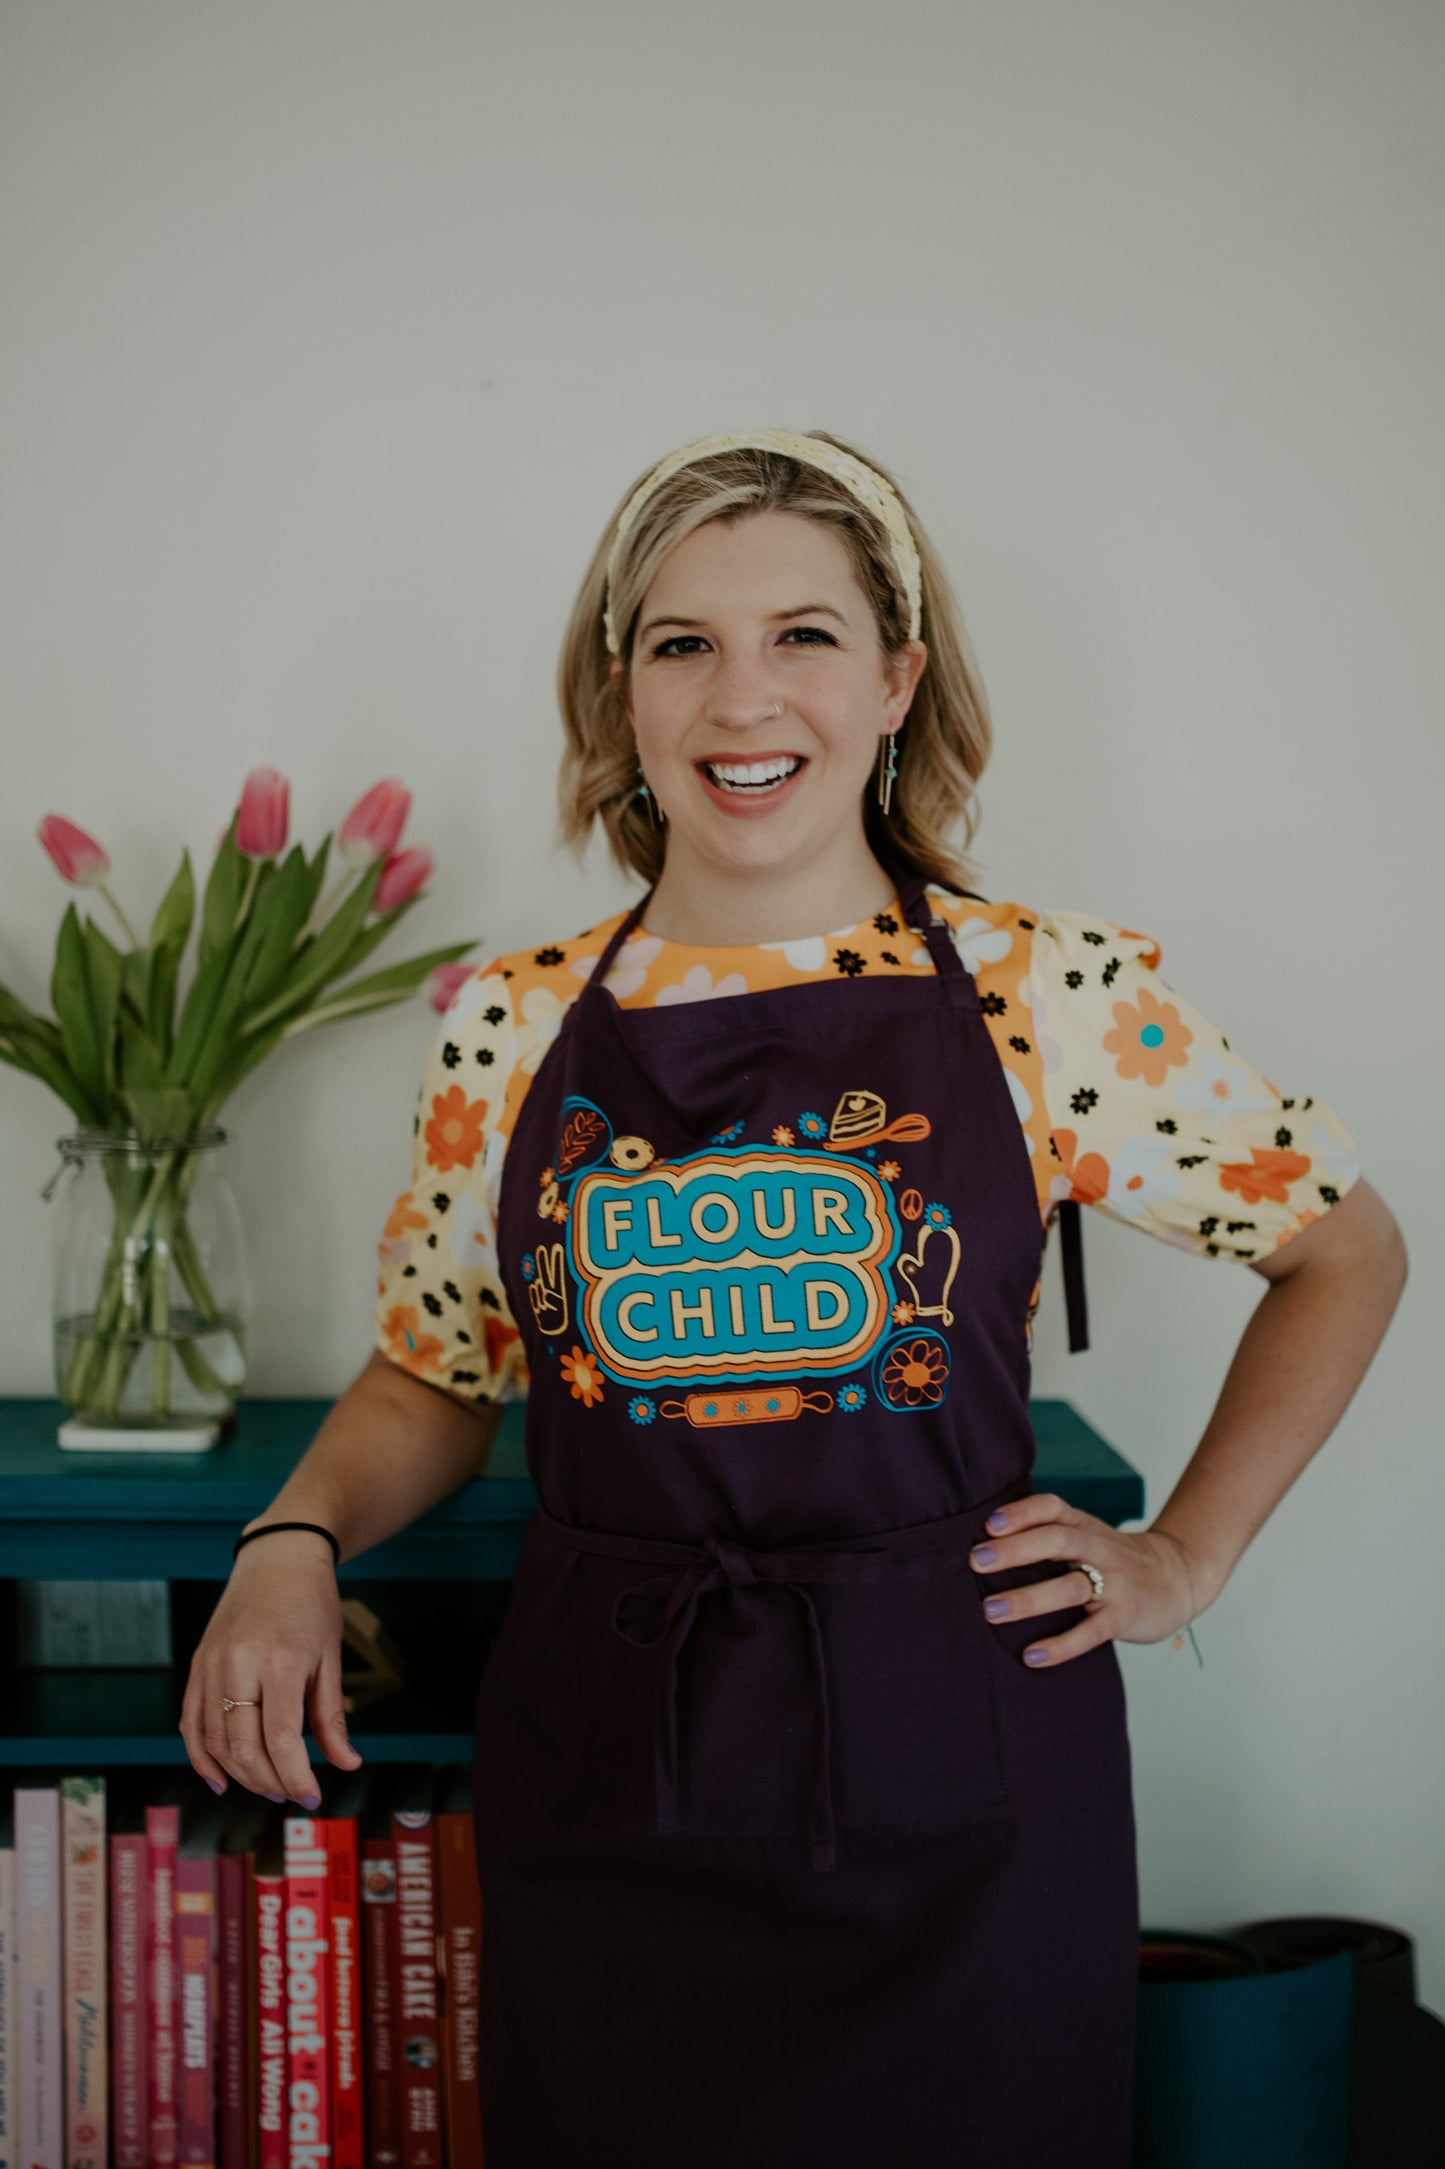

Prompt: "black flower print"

[834,947,866,976]
[1009,1035,1032,1055]
[1081,929,1106,946]
[1064,970,1084,990]
[475,1047,495,1065]
[535,946,565,967]
[480,1288,502,1311]
[1177,1154,1208,1169]
[500,967,514,979]
[1199,1215,1220,1238]
[422,1291,444,1317]
[452,1369,480,1385]
[873,911,899,935]
[402,1265,417,1278]
[456,1329,472,1344]
[426,1233,438,1249]
[1070,1087,1099,1115]
[1320,1185,1340,1205]
[432,1193,451,1214]
[484,1004,507,1025]
[979,991,1007,1017]
[880,950,900,966]
[1225,1221,1255,1235]
[1018,918,1035,931]
[1155,1118,1178,1134]
[1275,1127,1293,1148]
[442,1280,463,1304]
[441,1041,462,1069]
[1101,958,1121,987]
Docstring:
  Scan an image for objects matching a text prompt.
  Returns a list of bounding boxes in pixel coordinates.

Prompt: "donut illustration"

[610,1135,655,1171]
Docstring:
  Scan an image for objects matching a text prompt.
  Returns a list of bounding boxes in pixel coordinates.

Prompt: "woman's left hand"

[968,1492,1210,1668]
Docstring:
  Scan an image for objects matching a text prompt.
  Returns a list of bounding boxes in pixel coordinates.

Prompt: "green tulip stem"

[96,880,141,949]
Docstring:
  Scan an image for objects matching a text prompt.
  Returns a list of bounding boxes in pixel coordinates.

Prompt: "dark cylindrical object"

[1134,1933,1355,2169]
[1231,1915,1417,2006]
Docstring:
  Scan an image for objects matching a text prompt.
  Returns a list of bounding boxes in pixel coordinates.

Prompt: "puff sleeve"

[1028,911,1361,1261]
[373,962,529,1401]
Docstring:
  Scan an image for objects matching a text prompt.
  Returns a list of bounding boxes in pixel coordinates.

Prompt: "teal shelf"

[0,1393,1143,1767]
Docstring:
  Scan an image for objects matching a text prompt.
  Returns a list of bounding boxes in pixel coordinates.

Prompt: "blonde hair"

[556,430,993,890]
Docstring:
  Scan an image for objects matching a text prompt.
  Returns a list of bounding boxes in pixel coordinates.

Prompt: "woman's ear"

[885,638,929,724]
[608,655,632,718]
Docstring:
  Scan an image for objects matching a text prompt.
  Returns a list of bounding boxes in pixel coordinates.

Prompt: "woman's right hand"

[179,1531,365,1806]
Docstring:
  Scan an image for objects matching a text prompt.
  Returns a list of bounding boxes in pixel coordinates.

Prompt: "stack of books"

[0,1765,484,2167]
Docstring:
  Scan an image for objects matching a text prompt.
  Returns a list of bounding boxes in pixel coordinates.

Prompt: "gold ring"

[1074,1561,1106,1601]
[220,1696,262,1713]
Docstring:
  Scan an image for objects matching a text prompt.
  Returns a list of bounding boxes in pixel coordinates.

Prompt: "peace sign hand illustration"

[528,1242,570,1338]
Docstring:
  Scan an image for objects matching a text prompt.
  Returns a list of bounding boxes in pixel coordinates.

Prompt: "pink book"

[216,1853,253,2169]
[147,1805,181,2167]
[360,1842,401,2169]
[61,1777,107,2169]
[176,1857,216,2168]
[109,1834,150,2168]
[283,1818,332,2169]
[254,1872,287,2169]
[15,1787,64,2169]
[322,1821,364,2169]
[390,1814,441,2169]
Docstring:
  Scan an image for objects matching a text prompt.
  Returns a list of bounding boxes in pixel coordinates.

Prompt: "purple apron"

[473,866,1139,2167]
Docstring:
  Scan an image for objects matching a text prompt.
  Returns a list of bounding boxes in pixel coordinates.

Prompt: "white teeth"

[704,756,802,790]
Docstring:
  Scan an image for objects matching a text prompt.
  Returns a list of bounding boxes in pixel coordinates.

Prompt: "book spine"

[0,1847,16,2169]
[61,1777,107,2169]
[435,1815,484,2169]
[390,1817,441,2169]
[147,1804,181,2167]
[359,1843,401,2169]
[108,1835,150,2169]
[15,1789,63,2169]
[216,1855,252,2169]
[254,1876,286,2169]
[282,1819,332,2169]
[176,1858,216,2168]
[322,1824,363,2169]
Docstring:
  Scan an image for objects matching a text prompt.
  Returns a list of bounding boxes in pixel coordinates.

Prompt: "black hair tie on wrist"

[232,1520,341,1566]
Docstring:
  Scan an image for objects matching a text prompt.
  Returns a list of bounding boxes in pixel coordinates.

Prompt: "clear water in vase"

[54,1306,249,1426]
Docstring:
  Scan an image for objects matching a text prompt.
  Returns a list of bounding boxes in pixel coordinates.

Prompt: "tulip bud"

[375,846,434,913]
[338,779,411,864]
[428,962,474,1014]
[236,768,290,859]
[37,814,109,886]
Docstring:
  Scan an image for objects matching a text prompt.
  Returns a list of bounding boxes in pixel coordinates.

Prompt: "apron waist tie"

[534,1487,1029,1875]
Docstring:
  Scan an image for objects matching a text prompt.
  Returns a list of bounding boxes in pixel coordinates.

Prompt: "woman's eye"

[651,625,836,658]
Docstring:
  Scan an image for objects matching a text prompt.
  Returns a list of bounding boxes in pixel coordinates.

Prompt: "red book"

[283,1818,332,2169]
[390,1813,442,2169]
[61,1776,108,2169]
[216,1853,253,2169]
[436,1814,484,2169]
[147,1805,181,2167]
[254,1873,287,2169]
[109,1834,150,2168]
[321,1821,363,2169]
[176,1856,216,2168]
[360,1843,401,2169]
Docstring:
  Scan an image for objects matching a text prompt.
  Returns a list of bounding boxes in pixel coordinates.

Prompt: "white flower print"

[572,932,664,1000]
[1098,1134,1183,1222]
[654,965,751,1005]
[758,934,828,972]
[1175,1051,1270,1119]
[440,969,498,1032]
[514,983,568,1074]
[1309,1119,1359,1190]
[1003,1065,1035,1151]
[912,916,1014,975]
[447,1188,498,1277]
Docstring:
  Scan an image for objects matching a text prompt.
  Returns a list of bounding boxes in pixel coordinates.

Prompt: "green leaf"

[0,1029,97,1120]
[119,1084,196,1145]
[120,946,153,1028]
[322,939,479,1008]
[117,1011,167,1095]
[299,833,332,922]
[242,855,385,1034]
[81,919,124,1111]
[164,941,238,1093]
[184,865,286,1109]
[0,977,61,1048]
[148,850,194,1049]
[50,904,105,1119]
[239,844,313,1013]
[198,814,245,971]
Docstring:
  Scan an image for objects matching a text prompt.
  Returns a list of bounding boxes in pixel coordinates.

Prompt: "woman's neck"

[640,834,902,948]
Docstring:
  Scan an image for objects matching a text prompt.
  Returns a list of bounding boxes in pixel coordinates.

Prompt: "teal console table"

[0,1396,1143,1769]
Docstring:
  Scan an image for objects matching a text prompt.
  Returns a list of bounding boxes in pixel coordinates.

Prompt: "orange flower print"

[383,1192,429,1241]
[878,1160,901,1182]
[891,1299,916,1326]
[539,1165,555,1186]
[1053,1128,1110,1206]
[1219,1148,1312,1206]
[772,1125,795,1148]
[1102,988,1192,1087]
[880,1335,949,1409]
[425,1085,488,1172]
[559,1344,604,1406]
[379,1304,446,1377]
[483,1313,520,1375]
[551,1199,569,1224]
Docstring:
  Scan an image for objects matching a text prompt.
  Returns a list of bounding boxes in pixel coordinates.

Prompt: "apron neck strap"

[585,884,657,999]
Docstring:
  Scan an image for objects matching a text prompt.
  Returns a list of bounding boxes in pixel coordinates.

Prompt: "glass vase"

[48,1126,252,1448]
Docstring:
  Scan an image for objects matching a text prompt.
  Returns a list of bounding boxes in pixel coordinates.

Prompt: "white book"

[61,1779,107,2169]
[15,1790,63,2169]
[0,1845,17,2169]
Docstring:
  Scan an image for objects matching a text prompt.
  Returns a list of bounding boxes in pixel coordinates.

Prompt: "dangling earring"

[876,730,899,815]
[636,759,663,827]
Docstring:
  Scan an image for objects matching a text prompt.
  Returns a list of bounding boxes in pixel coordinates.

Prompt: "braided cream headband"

[601,429,923,657]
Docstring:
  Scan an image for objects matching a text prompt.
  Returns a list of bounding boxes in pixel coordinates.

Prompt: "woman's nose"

[701,666,786,729]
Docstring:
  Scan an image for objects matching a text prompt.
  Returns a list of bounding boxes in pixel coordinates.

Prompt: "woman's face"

[612,510,927,882]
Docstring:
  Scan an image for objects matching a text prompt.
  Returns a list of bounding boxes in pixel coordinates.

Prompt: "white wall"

[2,1,1441,2001]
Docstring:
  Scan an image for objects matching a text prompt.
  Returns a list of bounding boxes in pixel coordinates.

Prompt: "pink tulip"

[338,779,411,864]
[428,962,475,1014]
[38,814,109,886]
[236,768,290,859]
[375,846,434,912]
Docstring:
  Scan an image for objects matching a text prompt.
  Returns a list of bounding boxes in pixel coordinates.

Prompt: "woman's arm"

[968,1178,1408,1664]
[180,1352,503,1802]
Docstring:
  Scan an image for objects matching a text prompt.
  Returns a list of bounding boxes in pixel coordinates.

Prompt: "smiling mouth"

[697,754,806,794]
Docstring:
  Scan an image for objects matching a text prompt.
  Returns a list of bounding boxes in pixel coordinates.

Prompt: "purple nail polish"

[206,1777,226,1795]
[983,1597,1010,1620]
[264,1792,285,1804]
[986,1511,1009,1533]
[972,1543,997,1566]
[1024,1647,1050,1666]
[299,1793,321,1811]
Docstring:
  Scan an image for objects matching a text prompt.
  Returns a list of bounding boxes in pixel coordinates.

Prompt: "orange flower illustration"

[559,1344,604,1406]
[484,1313,521,1375]
[1219,1148,1311,1206]
[891,1299,916,1326]
[425,1085,488,1172]
[880,1336,949,1408]
[383,1192,429,1241]
[551,1199,569,1224]
[1053,1128,1110,1206]
[772,1125,795,1148]
[1102,988,1192,1087]
[878,1160,901,1182]
[378,1304,446,1377]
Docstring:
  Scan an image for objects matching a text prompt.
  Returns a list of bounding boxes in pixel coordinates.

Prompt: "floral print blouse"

[374,885,1361,1403]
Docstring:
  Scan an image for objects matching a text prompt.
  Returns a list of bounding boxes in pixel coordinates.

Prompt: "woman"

[183,429,1407,2168]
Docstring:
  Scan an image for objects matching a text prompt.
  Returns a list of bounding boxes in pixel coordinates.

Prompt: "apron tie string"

[611,1535,891,1874]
